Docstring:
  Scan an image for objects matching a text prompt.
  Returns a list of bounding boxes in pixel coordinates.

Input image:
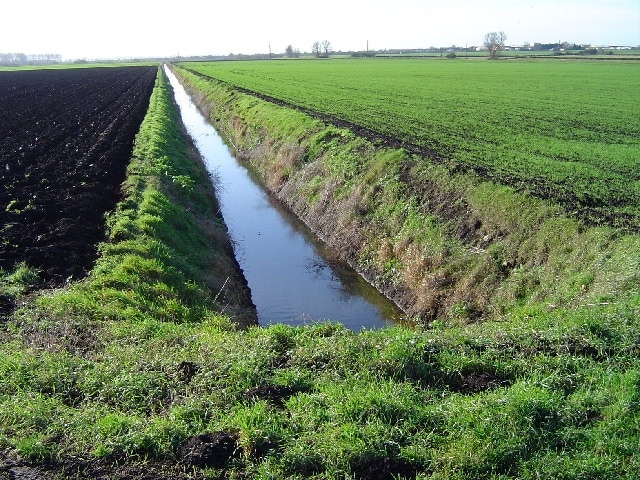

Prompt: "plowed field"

[0,66,157,289]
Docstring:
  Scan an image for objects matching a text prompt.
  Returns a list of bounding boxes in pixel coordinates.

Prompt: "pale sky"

[3,0,639,60]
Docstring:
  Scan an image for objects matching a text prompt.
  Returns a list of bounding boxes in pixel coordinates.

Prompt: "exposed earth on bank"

[0,66,157,310]
[0,441,235,480]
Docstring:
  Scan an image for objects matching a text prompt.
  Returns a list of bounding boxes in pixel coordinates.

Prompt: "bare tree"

[484,31,507,59]
[312,41,321,57]
[321,40,332,57]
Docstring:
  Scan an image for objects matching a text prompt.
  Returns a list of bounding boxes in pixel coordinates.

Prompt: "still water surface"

[165,66,403,330]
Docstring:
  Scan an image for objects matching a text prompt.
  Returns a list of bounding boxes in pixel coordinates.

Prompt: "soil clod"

[244,384,303,406]
[180,432,240,468]
[176,361,199,383]
[451,371,510,394]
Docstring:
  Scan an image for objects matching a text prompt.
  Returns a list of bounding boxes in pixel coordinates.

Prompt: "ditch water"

[165,66,404,330]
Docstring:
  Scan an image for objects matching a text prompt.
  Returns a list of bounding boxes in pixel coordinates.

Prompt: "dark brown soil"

[0,66,157,293]
[351,455,420,480]
[179,432,240,469]
[0,432,240,479]
[449,370,511,394]
[244,383,307,407]
[0,449,212,480]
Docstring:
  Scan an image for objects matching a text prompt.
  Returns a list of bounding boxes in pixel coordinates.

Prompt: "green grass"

[181,58,640,229]
[3,299,639,477]
[0,262,39,299]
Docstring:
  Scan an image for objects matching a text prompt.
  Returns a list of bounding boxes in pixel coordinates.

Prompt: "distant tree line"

[481,33,625,58]
[311,40,332,58]
[0,53,62,65]
[531,42,588,51]
[351,50,376,58]
[285,45,301,58]
[483,31,506,58]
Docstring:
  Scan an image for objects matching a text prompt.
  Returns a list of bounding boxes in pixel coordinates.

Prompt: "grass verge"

[2,297,639,478]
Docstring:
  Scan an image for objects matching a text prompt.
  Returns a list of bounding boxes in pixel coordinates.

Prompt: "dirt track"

[0,66,157,291]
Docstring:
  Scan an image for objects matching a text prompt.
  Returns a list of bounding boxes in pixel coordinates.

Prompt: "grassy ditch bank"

[0,66,256,328]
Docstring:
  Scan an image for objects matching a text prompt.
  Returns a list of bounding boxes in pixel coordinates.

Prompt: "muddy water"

[165,67,404,330]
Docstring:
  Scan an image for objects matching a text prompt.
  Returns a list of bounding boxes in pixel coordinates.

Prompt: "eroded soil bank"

[172,64,637,323]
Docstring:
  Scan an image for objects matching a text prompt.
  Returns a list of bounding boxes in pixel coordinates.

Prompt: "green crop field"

[181,58,640,229]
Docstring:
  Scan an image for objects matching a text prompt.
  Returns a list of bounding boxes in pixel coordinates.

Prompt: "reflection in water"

[305,258,333,280]
[165,66,404,330]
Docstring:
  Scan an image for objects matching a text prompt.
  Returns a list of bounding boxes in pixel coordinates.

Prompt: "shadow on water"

[165,66,405,330]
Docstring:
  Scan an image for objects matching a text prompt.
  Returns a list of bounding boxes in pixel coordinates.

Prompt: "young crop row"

[180,59,640,229]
